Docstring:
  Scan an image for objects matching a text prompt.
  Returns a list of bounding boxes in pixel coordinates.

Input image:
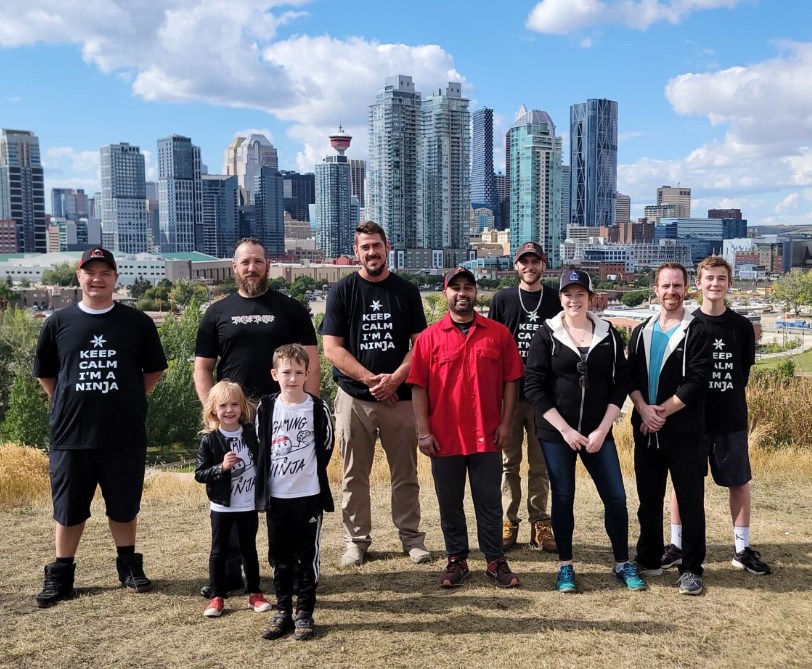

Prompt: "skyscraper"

[281,171,315,222]
[570,98,618,227]
[507,106,563,267]
[201,174,239,258]
[51,188,89,221]
[419,82,470,250]
[368,74,421,255]
[657,185,691,218]
[348,159,366,209]
[0,129,46,252]
[223,134,278,204]
[157,135,203,252]
[315,127,355,258]
[470,107,500,221]
[616,192,631,224]
[100,143,148,253]
[253,166,285,258]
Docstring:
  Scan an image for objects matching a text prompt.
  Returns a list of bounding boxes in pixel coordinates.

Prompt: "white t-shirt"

[269,396,319,499]
[210,426,257,513]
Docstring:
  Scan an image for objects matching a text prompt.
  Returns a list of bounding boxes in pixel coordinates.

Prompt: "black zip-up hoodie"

[525,312,630,442]
[627,311,711,443]
[254,392,335,513]
[194,424,260,507]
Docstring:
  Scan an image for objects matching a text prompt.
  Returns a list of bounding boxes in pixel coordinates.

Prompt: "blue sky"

[1,0,810,226]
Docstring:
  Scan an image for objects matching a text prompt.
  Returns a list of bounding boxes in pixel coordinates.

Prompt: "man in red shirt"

[408,267,524,588]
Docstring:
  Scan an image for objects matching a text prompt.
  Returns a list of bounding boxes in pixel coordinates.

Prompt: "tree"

[0,307,41,423]
[0,374,49,448]
[170,280,208,308]
[771,270,812,314]
[0,283,19,310]
[423,294,447,325]
[42,262,79,287]
[130,276,152,299]
[621,290,648,307]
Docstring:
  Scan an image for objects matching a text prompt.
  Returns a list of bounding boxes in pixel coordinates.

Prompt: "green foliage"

[0,283,19,309]
[771,270,812,313]
[423,294,447,325]
[0,307,41,423]
[41,262,79,287]
[170,280,208,308]
[130,276,152,299]
[621,290,648,307]
[0,374,49,448]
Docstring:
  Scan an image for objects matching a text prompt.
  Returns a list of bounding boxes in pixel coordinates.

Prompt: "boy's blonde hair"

[696,255,732,281]
[201,380,255,432]
[273,343,310,370]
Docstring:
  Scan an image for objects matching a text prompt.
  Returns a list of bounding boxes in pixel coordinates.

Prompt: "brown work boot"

[502,521,519,551]
[530,520,557,553]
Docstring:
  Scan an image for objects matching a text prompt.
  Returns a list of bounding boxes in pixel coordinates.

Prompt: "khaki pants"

[334,388,424,550]
[501,400,551,525]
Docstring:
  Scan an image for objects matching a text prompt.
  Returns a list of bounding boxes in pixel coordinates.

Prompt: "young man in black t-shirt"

[322,221,429,567]
[33,247,167,607]
[663,256,771,576]
[489,242,561,553]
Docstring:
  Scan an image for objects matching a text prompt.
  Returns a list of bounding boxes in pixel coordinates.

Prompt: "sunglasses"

[577,361,588,389]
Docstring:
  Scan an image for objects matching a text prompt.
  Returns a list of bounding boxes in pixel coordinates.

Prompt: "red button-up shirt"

[407,311,524,457]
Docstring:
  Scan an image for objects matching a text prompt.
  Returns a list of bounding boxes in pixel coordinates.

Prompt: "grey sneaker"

[677,571,704,595]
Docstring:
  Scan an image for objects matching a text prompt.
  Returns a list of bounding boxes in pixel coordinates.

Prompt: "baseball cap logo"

[90,248,105,258]
[569,271,580,281]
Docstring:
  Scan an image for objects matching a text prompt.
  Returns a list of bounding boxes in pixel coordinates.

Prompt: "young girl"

[194,380,271,618]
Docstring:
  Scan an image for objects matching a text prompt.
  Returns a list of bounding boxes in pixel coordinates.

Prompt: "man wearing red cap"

[489,241,560,552]
[33,247,167,607]
[408,267,524,588]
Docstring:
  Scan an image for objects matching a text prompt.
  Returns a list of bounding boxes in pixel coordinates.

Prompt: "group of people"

[31,223,771,641]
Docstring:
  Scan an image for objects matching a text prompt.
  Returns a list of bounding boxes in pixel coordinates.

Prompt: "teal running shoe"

[555,564,576,593]
[614,562,647,591]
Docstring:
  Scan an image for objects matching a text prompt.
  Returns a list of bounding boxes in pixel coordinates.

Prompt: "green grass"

[755,348,812,373]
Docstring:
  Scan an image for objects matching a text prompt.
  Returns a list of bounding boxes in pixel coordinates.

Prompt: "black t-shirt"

[489,285,562,399]
[321,272,427,401]
[692,308,755,433]
[33,303,168,450]
[195,290,318,399]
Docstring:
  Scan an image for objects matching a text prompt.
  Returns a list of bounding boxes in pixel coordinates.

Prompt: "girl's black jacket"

[525,312,630,443]
[254,392,335,513]
[627,311,711,442]
[194,424,259,507]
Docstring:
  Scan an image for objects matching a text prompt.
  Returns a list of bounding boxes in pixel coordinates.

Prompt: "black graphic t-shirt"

[33,303,168,450]
[489,285,562,399]
[692,308,755,433]
[195,290,317,399]
[321,272,427,401]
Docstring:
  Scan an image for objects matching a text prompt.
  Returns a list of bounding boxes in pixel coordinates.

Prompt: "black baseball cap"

[79,247,117,272]
[559,269,594,293]
[444,266,476,289]
[514,241,546,263]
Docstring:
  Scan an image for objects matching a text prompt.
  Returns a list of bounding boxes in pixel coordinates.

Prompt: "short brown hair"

[654,262,688,286]
[273,343,310,371]
[696,256,732,281]
[355,220,387,246]
[201,380,255,432]
[234,237,265,259]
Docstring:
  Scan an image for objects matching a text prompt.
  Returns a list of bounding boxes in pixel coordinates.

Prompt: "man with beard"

[408,267,524,588]
[194,237,319,597]
[627,263,711,595]
[489,241,560,552]
[322,221,430,567]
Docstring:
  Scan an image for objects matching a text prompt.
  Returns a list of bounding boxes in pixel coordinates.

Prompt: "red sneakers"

[248,593,272,612]
[204,596,225,618]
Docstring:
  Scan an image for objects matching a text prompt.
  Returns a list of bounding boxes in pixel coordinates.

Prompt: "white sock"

[734,527,750,554]
[670,524,683,549]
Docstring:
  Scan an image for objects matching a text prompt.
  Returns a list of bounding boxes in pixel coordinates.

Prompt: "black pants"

[431,452,503,562]
[209,510,261,597]
[266,495,322,615]
[633,432,706,575]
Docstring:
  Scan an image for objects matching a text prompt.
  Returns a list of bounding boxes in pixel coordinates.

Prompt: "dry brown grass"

[2,442,812,669]
[0,442,50,509]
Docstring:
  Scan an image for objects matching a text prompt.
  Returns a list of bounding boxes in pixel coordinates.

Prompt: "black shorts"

[702,431,751,488]
[49,446,147,526]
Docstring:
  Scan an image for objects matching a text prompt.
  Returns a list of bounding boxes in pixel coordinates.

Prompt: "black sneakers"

[732,547,772,575]
[116,553,152,593]
[293,611,316,641]
[661,543,683,569]
[262,611,295,640]
[440,557,470,588]
[36,562,77,608]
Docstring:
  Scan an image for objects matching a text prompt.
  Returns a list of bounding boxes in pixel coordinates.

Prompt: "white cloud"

[0,2,466,168]
[526,0,741,34]
[775,192,799,213]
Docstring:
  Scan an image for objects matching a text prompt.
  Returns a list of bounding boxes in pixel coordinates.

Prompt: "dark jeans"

[634,432,706,575]
[431,452,503,562]
[540,439,629,563]
[266,495,322,615]
[209,510,261,597]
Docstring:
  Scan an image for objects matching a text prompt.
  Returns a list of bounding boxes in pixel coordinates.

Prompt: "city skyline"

[1,1,810,227]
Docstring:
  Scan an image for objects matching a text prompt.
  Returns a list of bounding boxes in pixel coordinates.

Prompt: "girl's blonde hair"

[201,380,255,432]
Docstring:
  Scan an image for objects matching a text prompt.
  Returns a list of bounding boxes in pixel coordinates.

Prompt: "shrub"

[0,442,50,508]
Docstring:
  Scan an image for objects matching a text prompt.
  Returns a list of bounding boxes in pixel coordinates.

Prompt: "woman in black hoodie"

[525,269,644,594]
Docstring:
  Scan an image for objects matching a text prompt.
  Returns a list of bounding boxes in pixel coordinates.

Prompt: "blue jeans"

[540,439,629,563]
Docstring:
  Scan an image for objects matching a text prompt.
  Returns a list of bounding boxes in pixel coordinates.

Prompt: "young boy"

[254,344,334,641]
[662,256,771,575]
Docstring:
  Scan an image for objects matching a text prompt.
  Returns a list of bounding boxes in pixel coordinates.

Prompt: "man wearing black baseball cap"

[33,246,167,607]
[489,242,560,553]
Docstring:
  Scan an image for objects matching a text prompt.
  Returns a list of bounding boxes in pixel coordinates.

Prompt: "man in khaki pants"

[322,221,430,567]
